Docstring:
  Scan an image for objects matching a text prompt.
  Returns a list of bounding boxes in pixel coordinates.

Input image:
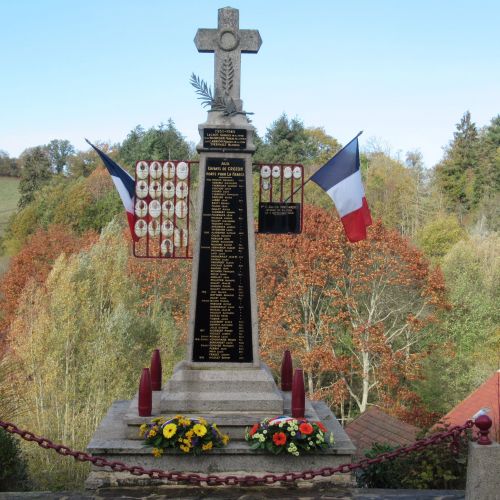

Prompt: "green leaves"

[119,121,193,165]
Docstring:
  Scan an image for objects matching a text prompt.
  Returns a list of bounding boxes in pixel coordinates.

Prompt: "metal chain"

[0,419,474,486]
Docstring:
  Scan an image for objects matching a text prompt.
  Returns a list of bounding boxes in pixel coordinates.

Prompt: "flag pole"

[283,130,363,203]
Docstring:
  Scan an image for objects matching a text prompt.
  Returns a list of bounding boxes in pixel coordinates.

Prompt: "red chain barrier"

[0,419,473,486]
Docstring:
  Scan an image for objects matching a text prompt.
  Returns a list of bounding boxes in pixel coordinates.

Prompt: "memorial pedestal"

[86,380,356,489]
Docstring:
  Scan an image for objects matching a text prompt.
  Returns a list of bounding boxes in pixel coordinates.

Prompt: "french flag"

[310,135,372,242]
[85,139,138,241]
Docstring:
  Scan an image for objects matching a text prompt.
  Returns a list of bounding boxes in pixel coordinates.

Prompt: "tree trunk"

[360,351,370,413]
[307,369,314,395]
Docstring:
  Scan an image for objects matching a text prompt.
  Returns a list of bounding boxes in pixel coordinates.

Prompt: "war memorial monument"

[86,6,355,488]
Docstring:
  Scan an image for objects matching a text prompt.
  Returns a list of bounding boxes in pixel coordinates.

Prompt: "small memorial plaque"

[258,202,301,234]
[192,157,253,363]
[203,128,247,150]
[256,163,304,234]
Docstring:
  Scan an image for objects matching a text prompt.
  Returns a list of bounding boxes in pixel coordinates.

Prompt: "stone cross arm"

[194,28,262,54]
[194,7,262,104]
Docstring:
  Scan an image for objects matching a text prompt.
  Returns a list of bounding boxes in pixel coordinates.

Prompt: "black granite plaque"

[192,157,253,362]
[258,202,301,234]
[203,128,247,150]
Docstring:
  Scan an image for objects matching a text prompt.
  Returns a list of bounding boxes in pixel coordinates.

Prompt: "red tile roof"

[345,406,421,457]
[440,370,500,441]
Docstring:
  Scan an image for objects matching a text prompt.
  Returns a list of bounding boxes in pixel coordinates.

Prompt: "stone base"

[86,397,355,488]
[86,361,355,488]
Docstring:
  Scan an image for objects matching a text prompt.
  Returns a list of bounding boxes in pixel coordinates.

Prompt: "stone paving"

[0,487,465,499]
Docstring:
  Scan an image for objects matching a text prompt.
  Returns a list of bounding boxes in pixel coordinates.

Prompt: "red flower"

[316,421,327,433]
[299,422,313,435]
[272,432,287,446]
[249,424,259,437]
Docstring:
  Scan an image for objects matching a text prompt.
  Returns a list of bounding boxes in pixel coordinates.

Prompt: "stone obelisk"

[159,6,283,414]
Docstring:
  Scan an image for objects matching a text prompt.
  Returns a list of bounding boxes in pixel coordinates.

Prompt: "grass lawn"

[0,176,19,238]
[0,177,20,276]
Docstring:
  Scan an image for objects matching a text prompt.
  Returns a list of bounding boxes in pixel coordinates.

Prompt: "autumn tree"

[477,114,500,199]
[17,147,52,208]
[128,248,192,346]
[46,139,75,174]
[441,235,499,399]
[0,225,96,343]
[257,205,448,426]
[0,151,19,177]
[67,146,103,178]
[434,111,480,214]
[416,214,466,262]
[254,114,340,169]
[5,220,182,488]
[119,121,193,166]
[363,151,432,237]
[2,167,122,254]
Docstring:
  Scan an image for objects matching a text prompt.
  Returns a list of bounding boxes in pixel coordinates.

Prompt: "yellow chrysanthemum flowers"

[163,423,177,439]
[193,424,207,437]
[142,414,230,457]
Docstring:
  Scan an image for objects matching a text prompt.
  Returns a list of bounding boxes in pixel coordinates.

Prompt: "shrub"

[356,427,470,489]
[0,429,29,491]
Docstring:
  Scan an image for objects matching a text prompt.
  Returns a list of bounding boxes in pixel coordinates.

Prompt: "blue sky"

[1,0,498,167]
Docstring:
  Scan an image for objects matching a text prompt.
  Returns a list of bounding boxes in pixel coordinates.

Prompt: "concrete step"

[163,379,275,393]
[160,391,284,413]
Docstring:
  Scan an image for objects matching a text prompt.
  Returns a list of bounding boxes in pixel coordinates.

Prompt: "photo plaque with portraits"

[133,160,195,259]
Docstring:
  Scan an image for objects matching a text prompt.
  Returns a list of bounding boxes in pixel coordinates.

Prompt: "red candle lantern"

[138,368,152,417]
[291,368,305,418]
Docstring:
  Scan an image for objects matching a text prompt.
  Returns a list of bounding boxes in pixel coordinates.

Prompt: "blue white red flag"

[85,139,138,241]
[310,136,372,242]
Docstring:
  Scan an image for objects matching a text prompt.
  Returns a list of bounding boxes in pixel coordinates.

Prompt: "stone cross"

[194,7,262,110]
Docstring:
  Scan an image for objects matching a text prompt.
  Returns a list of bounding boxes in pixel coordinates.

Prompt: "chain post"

[475,414,493,445]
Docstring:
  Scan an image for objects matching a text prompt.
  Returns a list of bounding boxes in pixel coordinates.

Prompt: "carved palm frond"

[190,73,214,108]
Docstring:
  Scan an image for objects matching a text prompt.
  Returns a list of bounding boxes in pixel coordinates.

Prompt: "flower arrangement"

[140,415,230,457]
[245,416,334,456]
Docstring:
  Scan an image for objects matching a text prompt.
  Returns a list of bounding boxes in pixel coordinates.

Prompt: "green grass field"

[0,176,20,274]
[0,176,20,237]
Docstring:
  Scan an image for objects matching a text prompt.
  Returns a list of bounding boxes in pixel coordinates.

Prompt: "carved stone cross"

[194,7,262,110]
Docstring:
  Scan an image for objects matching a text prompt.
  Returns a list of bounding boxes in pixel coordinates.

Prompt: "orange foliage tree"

[127,241,192,341]
[257,205,448,426]
[0,225,97,344]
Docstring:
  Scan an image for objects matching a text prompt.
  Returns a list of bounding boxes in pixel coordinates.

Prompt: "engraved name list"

[192,158,252,362]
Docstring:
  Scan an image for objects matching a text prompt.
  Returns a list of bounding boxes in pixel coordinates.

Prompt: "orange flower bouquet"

[245,416,333,455]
